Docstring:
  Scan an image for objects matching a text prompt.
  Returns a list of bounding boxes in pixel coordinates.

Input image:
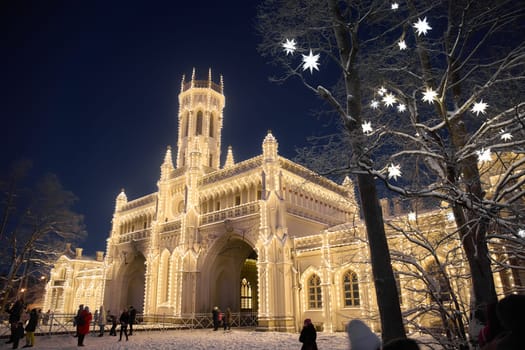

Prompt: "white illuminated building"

[43,70,522,333]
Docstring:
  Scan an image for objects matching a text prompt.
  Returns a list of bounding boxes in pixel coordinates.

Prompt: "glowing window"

[196,111,203,135]
[308,274,322,309]
[343,270,360,307]
[241,278,252,310]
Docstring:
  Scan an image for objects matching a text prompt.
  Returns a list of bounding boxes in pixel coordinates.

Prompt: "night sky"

[2,1,328,255]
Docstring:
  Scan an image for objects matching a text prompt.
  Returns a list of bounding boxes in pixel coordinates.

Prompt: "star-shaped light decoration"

[382,93,396,107]
[500,129,513,141]
[302,50,320,73]
[362,121,373,135]
[408,212,417,221]
[282,38,297,55]
[422,87,438,104]
[397,103,406,112]
[414,17,432,36]
[471,100,488,116]
[447,212,455,222]
[518,229,525,238]
[391,2,399,10]
[476,148,492,163]
[370,100,380,109]
[377,86,387,96]
[387,163,402,180]
[398,40,407,50]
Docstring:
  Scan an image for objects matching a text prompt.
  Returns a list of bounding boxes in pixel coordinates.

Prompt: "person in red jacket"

[76,306,92,347]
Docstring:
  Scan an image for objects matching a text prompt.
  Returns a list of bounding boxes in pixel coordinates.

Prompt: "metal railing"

[0,311,258,338]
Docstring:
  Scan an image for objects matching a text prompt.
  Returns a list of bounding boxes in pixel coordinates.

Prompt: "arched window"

[160,252,170,303]
[343,270,360,307]
[427,261,451,302]
[184,113,189,137]
[196,111,203,135]
[241,278,252,310]
[209,115,214,137]
[307,274,322,309]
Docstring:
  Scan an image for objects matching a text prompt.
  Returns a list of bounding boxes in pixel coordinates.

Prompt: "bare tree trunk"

[357,173,406,341]
[325,0,406,341]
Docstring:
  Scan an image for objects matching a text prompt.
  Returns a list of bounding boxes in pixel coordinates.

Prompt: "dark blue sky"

[2,0,328,255]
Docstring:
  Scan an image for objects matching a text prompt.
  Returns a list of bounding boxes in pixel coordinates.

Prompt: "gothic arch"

[197,231,257,314]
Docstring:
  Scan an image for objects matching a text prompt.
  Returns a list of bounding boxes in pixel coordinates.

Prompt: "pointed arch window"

[196,111,203,135]
[241,278,252,310]
[160,252,170,303]
[184,113,189,137]
[307,274,322,309]
[343,270,360,307]
[209,115,214,137]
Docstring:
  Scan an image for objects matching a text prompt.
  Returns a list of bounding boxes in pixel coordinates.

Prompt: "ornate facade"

[44,70,518,332]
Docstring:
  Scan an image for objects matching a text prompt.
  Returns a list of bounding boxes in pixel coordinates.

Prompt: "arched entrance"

[207,236,258,315]
[122,253,146,312]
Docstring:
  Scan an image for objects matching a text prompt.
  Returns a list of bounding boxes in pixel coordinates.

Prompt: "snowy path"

[7,329,350,350]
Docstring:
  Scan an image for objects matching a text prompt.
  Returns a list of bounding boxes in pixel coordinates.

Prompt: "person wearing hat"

[299,318,318,350]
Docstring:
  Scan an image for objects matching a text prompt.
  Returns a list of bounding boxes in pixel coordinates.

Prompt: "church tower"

[176,68,225,170]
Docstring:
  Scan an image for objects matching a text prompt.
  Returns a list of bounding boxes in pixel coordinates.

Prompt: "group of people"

[73,304,137,346]
[4,297,40,349]
[211,306,232,331]
[299,293,525,350]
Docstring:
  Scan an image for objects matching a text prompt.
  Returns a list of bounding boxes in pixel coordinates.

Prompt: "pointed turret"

[224,145,235,168]
[160,146,175,180]
[263,130,278,162]
[115,188,127,212]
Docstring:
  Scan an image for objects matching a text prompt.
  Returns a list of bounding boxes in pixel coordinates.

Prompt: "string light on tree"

[382,93,396,107]
[422,87,438,103]
[282,38,297,55]
[362,121,373,135]
[302,50,320,73]
[387,163,402,180]
[408,212,417,221]
[500,129,513,141]
[413,17,432,36]
[476,148,492,163]
[471,100,488,116]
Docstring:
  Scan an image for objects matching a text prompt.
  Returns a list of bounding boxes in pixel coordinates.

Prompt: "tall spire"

[180,74,185,93]
[224,145,235,168]
[161,146,174,180]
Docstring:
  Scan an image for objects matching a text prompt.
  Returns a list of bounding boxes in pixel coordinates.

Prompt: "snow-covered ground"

[6,329,351,350]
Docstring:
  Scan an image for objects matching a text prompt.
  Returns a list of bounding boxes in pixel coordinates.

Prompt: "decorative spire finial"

[180,74,185,93]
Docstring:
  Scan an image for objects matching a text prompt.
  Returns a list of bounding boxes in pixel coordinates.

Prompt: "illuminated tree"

[257,0,525,340]
[0,160,86,310]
